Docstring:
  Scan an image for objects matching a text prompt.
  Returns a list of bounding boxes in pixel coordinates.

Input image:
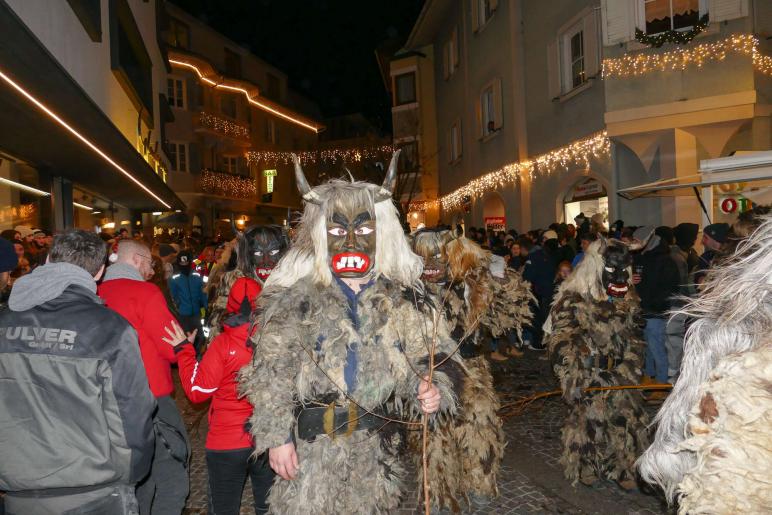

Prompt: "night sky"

[169,0,424,133]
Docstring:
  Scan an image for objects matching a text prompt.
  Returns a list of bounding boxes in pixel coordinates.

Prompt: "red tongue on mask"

[256,267,273,280]
[331,252,371,274]
[607,283,629,298]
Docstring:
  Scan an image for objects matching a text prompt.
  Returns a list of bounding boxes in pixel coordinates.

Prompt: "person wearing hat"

[169,276,274,514]
[666,222,700,383]
[694,223,729,285]
[169,250,208,355]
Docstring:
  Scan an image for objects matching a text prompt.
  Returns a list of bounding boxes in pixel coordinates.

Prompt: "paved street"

[178,351,667,514]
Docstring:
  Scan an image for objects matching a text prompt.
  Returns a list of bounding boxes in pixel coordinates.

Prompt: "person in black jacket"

[631,226,680,388]
[0,230,156,515]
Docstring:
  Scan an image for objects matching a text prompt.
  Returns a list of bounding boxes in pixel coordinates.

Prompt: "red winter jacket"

[177,319,255,450]
[98,278,179,397]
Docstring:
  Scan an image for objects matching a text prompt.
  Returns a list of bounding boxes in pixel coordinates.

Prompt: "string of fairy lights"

[200,169,257,198]
[603,33,772,78]
[411,132,610,212]
[199,112,250,139]
[245,144,396,166]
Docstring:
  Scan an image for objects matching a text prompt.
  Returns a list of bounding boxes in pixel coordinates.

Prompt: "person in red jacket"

[172,275,274,515]
[98,239,192,515]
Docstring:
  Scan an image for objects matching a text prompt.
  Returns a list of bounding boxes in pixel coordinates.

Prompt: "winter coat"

[177,316,254,450]
[634,243,681,318]
[0,263,155,493]
[169,271,208,317]
[524,247,556,300]
[99,266,180,397]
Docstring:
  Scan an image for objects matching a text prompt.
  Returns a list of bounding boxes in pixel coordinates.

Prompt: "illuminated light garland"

[201,169,257,199]
[246,144,396,165]
[199,112,250,139]
[420,132,610,212]
[603,34,772,78]
[168,58,323,133]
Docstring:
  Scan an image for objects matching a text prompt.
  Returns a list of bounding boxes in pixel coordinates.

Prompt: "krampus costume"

[545,239,649,488]
[409,227,533,510]
[638,215,772,514]
[207,225,289,339]
[239,152,464,514]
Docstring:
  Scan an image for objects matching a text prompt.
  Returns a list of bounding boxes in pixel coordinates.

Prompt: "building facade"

[0,0,183,233]
[162,3,323,237]
[393,0,772,232]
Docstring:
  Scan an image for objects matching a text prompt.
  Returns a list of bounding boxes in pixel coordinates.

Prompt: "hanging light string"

[412,131,610,212]
[199,112,250,139]
[246,144,396,166]
[200,169,257,198]
[603,33,772,78]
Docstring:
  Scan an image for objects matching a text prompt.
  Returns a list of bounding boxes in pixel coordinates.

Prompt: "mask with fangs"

[235,224,290,283]
[601,242,632,298]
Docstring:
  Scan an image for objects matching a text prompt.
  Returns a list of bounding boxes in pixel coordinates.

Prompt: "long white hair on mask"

[265,179,423,289]
[637,214,772,503]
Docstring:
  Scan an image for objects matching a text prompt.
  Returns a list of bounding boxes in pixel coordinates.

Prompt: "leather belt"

[295,403,389,442]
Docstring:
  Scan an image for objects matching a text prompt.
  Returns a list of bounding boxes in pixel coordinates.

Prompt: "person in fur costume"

[545,239,649,490]
[238,152,464,515]
[637,215,772,513]
[408,226,533,511]
[207,224,289,340]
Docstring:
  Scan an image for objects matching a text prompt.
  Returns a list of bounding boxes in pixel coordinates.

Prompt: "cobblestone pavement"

[178,350,669,514]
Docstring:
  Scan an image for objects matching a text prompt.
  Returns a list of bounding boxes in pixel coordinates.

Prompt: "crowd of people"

[0,176,769,515]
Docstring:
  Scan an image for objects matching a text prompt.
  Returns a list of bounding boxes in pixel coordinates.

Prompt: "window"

[644,0,699,35]
[224,48,242,78]
[168,142,188,172]
[479,79,502,137]
[167,78,186,109]
[443,28,459,79]
[266,73,281,100]
[449,121,462,162]
[398,141,419,171]
[166,17,190,49]
[265,119,276,144]
[472,0,498,31]
[222,156,239,174]
[549,10,599,98]
[220,95,237,119]
[394,72,416,105]
[110,0,153,120]
[481,87,495,137]
[67,0,102,42]
[562,25,586,90]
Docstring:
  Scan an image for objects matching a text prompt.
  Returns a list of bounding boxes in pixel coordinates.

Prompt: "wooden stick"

[422,307,440,515]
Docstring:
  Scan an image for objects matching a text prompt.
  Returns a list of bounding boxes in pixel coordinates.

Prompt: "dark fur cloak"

[547,291,649,485]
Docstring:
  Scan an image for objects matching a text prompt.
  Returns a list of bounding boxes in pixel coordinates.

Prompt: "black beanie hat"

[674,223,699,248]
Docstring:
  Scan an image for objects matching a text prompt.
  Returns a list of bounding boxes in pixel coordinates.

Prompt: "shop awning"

[617,151,772,200]
[0,3,184,212]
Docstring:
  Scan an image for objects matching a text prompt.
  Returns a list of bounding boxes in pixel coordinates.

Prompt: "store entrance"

[563,178,608,223]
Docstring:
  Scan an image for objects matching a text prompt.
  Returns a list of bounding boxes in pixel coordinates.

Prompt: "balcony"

[194,111,250,144]
[200,169,257,199]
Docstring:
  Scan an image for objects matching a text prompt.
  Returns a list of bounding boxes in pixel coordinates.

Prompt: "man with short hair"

[0,230,156,514]
[99,239,192,515]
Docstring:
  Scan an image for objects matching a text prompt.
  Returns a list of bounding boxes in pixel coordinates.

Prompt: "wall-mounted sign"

[484,216,506,232]
[568,178,605,201]
[263,169,277,193]
[720,196,752,214]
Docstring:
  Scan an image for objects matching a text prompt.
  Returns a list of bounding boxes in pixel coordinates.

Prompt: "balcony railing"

[196,111,250,141]
[200,168,257,199]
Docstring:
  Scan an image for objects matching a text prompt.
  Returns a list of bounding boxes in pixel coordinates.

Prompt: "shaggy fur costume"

[638,214,772,507]
[409,232,533,510]
[239,166,464,515]
[677,338,772,514]
[546,240,649,485]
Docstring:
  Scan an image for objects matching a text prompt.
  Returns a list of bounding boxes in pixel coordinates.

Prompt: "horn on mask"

[375,149,401,203]
[292,154,322,205]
